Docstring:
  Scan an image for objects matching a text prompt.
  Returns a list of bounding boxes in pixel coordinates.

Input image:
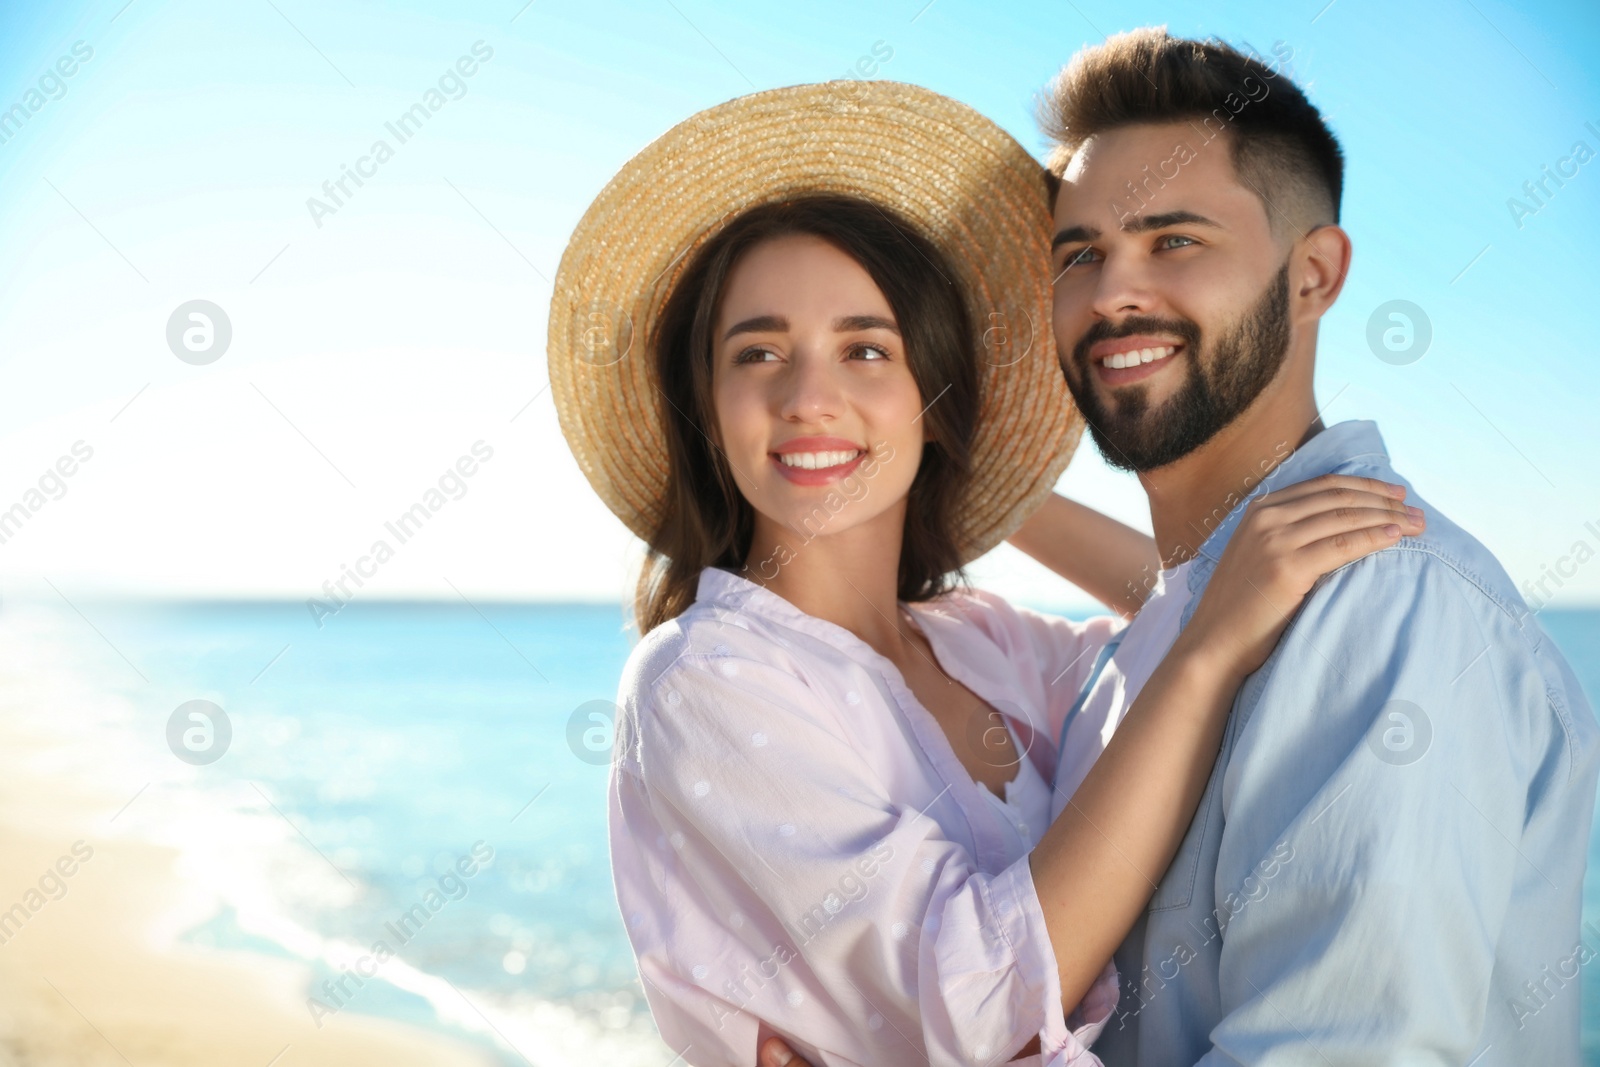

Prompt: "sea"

[7,598,1600,1065]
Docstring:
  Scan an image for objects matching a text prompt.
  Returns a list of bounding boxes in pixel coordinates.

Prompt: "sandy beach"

[0,626,498,1067]
[0,829,497,1066]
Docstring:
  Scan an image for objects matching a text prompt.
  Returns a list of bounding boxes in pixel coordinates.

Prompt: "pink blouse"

[609,567,1124,1066]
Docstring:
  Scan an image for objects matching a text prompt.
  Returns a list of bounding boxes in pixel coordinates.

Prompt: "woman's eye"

[847,343,890,361]
[734,346,779,364]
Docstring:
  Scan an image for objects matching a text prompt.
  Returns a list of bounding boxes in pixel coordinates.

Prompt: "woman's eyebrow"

[722,314,787,341]
[722,314,900,340]
[833,314,899,334]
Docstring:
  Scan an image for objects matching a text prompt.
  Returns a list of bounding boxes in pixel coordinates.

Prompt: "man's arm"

[1194,547,1545,1064]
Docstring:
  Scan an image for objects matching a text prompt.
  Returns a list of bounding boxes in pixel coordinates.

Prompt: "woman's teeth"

[777,450,861,470]
[1102,345,1177,370]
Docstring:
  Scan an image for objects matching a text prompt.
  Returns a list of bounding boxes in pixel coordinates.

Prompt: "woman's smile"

[770,435,869,485]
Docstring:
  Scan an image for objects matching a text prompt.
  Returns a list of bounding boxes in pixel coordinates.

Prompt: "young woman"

[549,85,1423,1067]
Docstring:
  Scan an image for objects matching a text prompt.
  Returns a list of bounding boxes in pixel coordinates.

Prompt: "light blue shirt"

[1061,420,1600,1066]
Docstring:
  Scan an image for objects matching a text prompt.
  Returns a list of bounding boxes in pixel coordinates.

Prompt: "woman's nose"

[777,349,843,423]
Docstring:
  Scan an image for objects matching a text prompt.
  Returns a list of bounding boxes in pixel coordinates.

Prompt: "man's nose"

[1089,251,1157,320]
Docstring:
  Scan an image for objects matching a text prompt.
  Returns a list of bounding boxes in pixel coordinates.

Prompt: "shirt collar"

[691,566,890,668]
[691,566,974,677]
[1186,420,1390,594]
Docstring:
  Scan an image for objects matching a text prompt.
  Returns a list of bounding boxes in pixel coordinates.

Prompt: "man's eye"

[1159,234,1198,250]
[1061,247,1098,269]
[847,343,890,361]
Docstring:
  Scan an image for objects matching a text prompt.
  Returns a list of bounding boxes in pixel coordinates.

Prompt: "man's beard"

[1066,259,1292,473]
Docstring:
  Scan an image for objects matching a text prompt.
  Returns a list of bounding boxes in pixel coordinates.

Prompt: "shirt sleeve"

[1191,548,1561,1064]
[609,642,1110,1067]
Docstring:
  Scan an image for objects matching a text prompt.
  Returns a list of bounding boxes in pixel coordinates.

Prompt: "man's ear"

[1295,224,1353,322]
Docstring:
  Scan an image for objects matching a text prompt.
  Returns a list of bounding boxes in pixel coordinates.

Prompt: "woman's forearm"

[1027,632,1242,1010]
[1007,493,1159,618]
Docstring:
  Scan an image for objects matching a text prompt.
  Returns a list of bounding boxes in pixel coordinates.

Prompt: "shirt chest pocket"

[1146,705,1236,914]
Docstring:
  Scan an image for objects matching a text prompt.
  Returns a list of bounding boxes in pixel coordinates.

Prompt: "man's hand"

[757,1036,811,1067]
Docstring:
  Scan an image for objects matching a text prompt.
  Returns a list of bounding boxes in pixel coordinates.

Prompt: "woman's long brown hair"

[634,195,980,635]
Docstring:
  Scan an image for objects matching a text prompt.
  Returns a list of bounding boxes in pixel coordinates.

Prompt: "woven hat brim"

[548,80,1082,565]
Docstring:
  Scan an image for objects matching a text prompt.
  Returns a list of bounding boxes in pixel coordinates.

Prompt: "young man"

[761,26,1599,1067]
[1037,26,1598,1066]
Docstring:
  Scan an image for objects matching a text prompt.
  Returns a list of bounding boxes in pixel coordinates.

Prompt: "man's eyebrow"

[833,314,899,334]
[1050,210,1225,249]
[722,315,787,341]
[1131,210,1224,234]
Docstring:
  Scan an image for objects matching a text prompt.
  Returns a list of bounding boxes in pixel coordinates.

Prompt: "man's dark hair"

[1039,27,1345,238]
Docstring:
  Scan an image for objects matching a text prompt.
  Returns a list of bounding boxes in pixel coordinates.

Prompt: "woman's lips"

[769,450,867,486]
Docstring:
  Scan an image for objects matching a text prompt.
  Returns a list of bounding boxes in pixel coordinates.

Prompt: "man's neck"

[1139,388,1325,569]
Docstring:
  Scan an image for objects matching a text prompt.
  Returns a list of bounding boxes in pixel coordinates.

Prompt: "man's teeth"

[1102,345,1178,370]
[777,450,861,470]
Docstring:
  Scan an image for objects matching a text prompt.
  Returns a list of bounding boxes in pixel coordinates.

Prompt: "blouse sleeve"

[609,642,1109,1067]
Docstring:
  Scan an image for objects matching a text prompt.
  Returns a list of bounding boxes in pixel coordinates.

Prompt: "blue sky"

[0,0,1595,610]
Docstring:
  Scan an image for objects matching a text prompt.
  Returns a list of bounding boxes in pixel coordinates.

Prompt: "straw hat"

[548,80,1081,564]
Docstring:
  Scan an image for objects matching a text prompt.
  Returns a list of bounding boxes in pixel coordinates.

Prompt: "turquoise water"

[42,600,1600,1063]
[54,599,657,1064]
